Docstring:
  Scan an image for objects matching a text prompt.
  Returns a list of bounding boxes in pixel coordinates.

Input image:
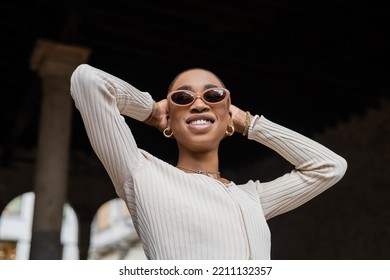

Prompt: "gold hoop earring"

[163,127,173,138]
[225,125,234,136]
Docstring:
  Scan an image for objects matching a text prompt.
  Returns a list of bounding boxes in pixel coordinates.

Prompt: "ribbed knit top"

[70,64,347,260]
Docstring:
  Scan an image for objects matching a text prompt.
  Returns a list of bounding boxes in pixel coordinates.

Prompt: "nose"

[190,95,210,113]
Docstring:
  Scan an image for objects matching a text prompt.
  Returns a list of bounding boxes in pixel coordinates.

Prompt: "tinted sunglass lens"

[171,91,194,105]
[204,89,226,103]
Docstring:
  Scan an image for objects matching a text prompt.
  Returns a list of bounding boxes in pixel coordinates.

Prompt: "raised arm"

[231,106,347,220]
[251,116,347,219]
[70,64,154,199]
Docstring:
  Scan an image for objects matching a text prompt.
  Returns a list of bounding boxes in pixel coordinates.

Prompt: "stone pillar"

[77,208,95,260]
[29,39,89,259]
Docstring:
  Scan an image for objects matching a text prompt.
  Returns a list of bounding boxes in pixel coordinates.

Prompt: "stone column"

[29,39,89,259]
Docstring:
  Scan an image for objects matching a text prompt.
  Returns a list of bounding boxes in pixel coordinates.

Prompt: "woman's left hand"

[229,104,248,135]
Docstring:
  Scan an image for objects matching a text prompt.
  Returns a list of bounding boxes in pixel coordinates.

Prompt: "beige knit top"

[70,64,347,260]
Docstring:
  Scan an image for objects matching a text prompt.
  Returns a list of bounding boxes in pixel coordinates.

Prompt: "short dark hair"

[167,68,225,93]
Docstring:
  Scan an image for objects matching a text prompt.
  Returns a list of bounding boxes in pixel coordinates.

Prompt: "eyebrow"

[176,85,192,91]
[176,84,218,91]
[203,84,218,90]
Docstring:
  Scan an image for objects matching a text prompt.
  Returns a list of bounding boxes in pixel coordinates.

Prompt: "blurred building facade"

[0,193,146,260]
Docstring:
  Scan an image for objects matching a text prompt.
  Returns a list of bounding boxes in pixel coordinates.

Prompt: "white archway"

[88,198,146,260]
[0,192,79,260]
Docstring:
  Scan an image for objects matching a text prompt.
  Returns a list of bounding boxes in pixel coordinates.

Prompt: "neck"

[176,149,220,175]
[176,148,232,186]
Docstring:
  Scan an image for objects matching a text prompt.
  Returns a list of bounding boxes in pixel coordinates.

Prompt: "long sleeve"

[248,116,347,220]
[70,64,154,199]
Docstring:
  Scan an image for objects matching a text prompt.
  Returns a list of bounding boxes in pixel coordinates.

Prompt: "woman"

[70,64,347,260]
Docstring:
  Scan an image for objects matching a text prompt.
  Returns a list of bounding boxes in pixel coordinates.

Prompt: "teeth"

[190,119,211,125]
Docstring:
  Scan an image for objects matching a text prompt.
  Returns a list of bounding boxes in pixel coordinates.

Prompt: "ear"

[229,114,234,128]
[166,111,171,125]
[228,102,233,121]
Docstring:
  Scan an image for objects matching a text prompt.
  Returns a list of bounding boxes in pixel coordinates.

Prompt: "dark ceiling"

[1,0,389,169]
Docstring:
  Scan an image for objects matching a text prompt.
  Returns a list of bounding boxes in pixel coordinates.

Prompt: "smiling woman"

[70,64,347,260]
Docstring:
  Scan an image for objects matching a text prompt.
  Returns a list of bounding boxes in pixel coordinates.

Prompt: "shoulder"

[138,149,175,171]
[236,180,261,201]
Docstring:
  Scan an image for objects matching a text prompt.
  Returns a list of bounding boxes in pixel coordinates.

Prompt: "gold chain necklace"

[177,166,220,176]
[177,166,231,187]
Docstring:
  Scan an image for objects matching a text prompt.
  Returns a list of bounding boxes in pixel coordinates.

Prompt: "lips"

[185,114,215,132]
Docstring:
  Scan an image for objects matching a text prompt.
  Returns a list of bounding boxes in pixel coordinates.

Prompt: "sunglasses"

[168,88,230,106]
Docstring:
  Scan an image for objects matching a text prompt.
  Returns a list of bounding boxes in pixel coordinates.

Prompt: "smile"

[188,119,213,125]
[185,114,215,124]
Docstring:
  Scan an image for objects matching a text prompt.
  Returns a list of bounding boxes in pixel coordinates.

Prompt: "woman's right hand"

[144,99,169,132]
